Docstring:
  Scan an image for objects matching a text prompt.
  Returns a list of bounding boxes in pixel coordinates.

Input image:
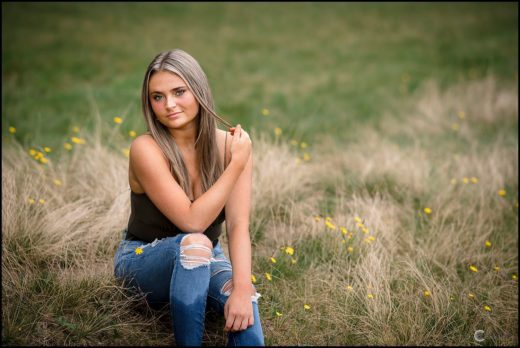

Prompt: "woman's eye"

[175,89,185,96]
[152,95,163,101]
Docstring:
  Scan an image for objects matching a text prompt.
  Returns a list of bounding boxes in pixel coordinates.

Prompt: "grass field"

[2,2,518,346]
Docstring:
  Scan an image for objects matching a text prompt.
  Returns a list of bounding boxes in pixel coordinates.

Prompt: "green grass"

[2,2,517,149]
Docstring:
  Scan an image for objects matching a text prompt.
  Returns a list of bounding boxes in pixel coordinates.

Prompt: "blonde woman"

[113,49,264,346]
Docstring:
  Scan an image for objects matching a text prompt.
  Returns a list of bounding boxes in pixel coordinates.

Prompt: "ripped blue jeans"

[113,230,264,346]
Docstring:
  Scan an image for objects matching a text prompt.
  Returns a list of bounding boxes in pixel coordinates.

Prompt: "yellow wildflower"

[303,304,310,310]
[325,221,336,230]
[72,126,80,133]
[8,127,16,134]
[39,157,48,164]
[340,227,347,235]
[284,247,294,256]
[470,177,478,184]
[354,216,362,223]
[122,148,130,157]
[314,215,321,222]
[325,216,332,222]
[129,130,137,138]
[290,139,298,146]
[346,285,353,291]
[274,127,282,136]
[423,290,431,297]
[39,199,45,204]
[113,117,123,124]
[450,178,457,185]
[64,143,73,150]
[265,273,272,281]
[34,152,43,160]
[29,149,37,156]
[469,265,478,273]
[367,293,374,299]
[494,266,500,272]
[356,222,364,229]
[498,189,506,197]
[295,158,301,165]
[451,123,460,131]
[71,137,85,144]
[53,179,62,187]
[513,274,517,280]
[485,240,492,247]
[276,311,283,317]
[291,258,296,264]
[135,247,143,255]
[270,257,277,264]
[347,246,353,253]
[463,177,469,184]
[458,111,466,119]
[300,142,308,149]
[449,296,455,301]
[341,240,346,244]
[303,153,310,161]
[28,198,35,204]
[424,207,432,214]
[361,227,369,234]
[468,293,475,299]
[251,275,257,283]
[261,108,270,116]
[484,305,491,312]
[43,147,51,153]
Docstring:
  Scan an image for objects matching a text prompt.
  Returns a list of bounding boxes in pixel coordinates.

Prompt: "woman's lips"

[167,112,182,119]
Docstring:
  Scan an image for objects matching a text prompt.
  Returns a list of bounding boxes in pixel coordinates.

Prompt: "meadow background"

[2,2,518,346]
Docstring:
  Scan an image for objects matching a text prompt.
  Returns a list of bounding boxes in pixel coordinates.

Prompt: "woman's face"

[148,70,200,131]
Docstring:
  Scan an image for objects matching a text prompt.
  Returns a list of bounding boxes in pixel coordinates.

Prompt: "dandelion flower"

[129,130,137,138]
[261,108,270,116]
[356,222,364,229]
[354,216,362,223]
[265,273,272,281]
[346,285,353,291]
[483,305,491,312]
[485,240,492,247]
[469,265,478,272]
[290,139,298,146]
[28,198,35,204]
[361,227,369,234]
[325,221,336,230]
[340,227,347,235]
[53,179,62,187]
[458,111,466,119]
[494,266,500,272]
[347,246,353,253]
[270,257,277,264]
[274,127,282,136]
[39,199,45,204]
[276,311,283,317]
[468,293,475,299]
[284,247,294,256]
[424,207,432,214]
[463,177,469,184]
[470,177,478,184]
[39,157,48,164]
[498,189,506,197]
[291,258,296,264]
[367,293,374,299]
[72,126,80,133]
[135,247,143,255]
[8,127,16,134]
[28,149,37,156]
[122,148,130,157]
[423,290,431,297]
[251,275,257,283]
[300,142,308,149]
[513,274,517,280]
[303,304,311,310]
[303,153,311,161]
[71,137,85,144]
[450,296,455,301]
[64,143,73,150]
[113,117,123,124]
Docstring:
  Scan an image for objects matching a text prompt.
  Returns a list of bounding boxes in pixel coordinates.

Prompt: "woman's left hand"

[224,286,254,332]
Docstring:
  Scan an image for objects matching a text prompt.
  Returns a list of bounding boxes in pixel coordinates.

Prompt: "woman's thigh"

[114,234,184,304]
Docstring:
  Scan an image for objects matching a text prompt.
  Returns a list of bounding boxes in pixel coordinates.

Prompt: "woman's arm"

[223,146,255,332]
[130,125,251,234]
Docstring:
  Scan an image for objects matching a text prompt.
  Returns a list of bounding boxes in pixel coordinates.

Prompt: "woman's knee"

[179,234,213,269]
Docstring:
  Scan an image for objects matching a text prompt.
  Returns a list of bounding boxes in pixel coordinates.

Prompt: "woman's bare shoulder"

[130,134,165,161]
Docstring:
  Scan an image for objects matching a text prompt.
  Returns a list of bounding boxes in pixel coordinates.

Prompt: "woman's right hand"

[229,124,252,169]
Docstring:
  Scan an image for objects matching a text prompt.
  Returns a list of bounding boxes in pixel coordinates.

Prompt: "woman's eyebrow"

[149,85,187,94]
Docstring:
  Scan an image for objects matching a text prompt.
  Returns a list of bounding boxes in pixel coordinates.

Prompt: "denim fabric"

[113,230,264,346]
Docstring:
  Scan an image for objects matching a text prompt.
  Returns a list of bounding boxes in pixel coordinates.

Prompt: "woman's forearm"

[228,226,252,291]
[187,160,245,233]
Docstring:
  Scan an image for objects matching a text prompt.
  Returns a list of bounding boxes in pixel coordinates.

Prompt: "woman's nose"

[166,96,177,109]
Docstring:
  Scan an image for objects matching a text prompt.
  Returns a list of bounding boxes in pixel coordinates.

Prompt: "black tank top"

[125,132,229,244]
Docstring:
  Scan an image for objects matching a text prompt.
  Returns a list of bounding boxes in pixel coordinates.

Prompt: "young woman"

[113,49,264,346]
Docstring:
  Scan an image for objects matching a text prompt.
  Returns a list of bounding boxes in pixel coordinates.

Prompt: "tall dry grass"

[2,75,518,345]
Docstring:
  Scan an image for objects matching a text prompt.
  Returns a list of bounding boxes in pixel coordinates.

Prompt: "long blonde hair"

[141,49,232,200]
